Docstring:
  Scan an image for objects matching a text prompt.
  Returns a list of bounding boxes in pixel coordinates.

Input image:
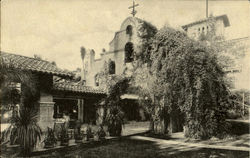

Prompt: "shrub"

[43,127,57,148]
[96,125,106,140]
[105,106,124,136]
[74,121,83,142]
[99,77,129,137]
[86,125,93,141]
[4,108,42,155]
[59,123,69,146]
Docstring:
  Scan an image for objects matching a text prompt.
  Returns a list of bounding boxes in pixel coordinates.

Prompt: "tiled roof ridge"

[1,51,73,78]
[53,80,106,95]
[1,51,51,63]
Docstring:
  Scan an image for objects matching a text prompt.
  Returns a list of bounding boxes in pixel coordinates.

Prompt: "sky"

[1,0,250,70]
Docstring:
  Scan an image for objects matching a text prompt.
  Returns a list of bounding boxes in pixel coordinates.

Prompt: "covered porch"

[52,81,106,128]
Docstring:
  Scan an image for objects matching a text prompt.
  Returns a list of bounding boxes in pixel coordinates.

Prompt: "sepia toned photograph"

[0,0,249,157]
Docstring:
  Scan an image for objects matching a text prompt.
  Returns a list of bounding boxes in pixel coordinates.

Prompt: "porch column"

[38,101,55,131]
[38,89,55,131]
[78,99,84,123]
[37,74,54,131]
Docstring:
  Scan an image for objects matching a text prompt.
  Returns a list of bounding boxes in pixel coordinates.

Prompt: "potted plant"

[4,126,19,145]
[74,121,83,143]
[105,106,124,136]
[59,123,69,146]
[43,127,57,148]
[85,125,93,141]
[96,125,106,141]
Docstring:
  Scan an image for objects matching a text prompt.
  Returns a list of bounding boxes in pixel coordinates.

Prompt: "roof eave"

[52,88,106,95]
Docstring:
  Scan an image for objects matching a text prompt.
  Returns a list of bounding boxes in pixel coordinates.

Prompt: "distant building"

[182,14,250,92]
[182,14,230,40]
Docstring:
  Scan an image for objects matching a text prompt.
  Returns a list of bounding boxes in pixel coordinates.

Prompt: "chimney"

[80,47,86,61]
[90,49,95,67]
[80,47,86,81]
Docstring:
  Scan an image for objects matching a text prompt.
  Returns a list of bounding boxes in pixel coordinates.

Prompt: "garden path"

[130,134,250,152]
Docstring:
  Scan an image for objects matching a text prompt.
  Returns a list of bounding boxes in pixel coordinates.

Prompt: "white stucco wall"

[186,18,225,40]
[81,17,144,88]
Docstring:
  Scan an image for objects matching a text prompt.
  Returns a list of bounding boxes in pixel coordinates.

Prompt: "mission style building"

[1,11,248,134]
[81,17,151,87]
[82,14,249,92]
[80,16,159,122]
[80,14,249,133]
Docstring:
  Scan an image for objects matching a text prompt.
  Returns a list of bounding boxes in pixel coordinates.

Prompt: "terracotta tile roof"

[1,52,73,78]
[53,80,106,95]
[182,14,230,29]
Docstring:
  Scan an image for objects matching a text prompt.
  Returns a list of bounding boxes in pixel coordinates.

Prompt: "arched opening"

[108,60,116,74]
[126,25,133,36]
[125,42,134,63]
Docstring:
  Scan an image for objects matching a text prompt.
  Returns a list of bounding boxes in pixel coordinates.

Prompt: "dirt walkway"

[121,121,250,152]
[130,134,250,152]
[122,121,150,136]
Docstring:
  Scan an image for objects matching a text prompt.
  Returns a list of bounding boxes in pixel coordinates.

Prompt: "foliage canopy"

[134,26,231,139]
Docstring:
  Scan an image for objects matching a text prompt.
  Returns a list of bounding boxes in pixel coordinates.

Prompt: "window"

[125,42,134,63]
[126,25,133,36]
[95,74,99,86]
[198,28,201,34]
[108,60,116,74]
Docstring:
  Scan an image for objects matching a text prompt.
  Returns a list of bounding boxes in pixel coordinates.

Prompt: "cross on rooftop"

[128,0,139,17]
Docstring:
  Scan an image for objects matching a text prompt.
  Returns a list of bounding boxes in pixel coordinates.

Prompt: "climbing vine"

[134,26,231,139]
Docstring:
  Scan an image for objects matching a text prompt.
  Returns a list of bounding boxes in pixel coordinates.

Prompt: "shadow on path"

[32,136,249,158]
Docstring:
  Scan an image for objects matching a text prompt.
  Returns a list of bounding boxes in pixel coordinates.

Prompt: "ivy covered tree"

[133,26,231,139]
[135,20,158,66]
